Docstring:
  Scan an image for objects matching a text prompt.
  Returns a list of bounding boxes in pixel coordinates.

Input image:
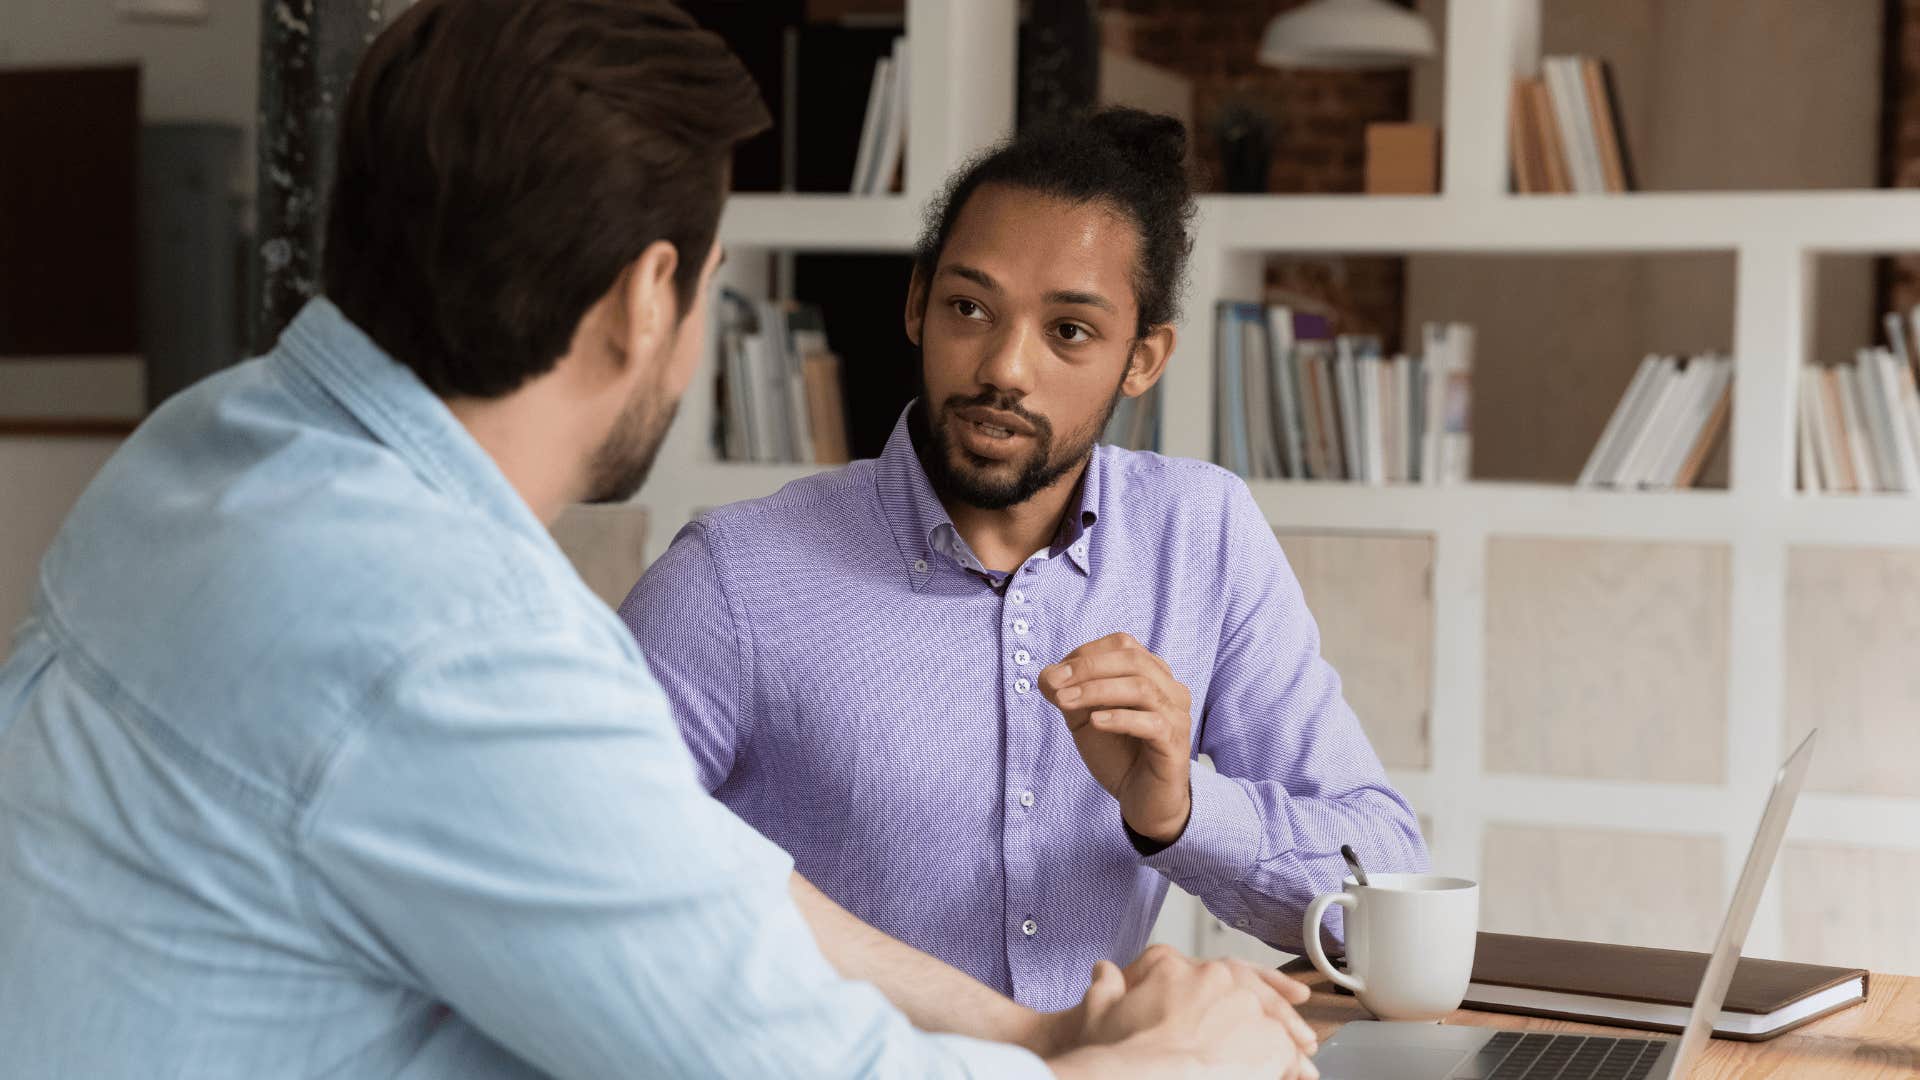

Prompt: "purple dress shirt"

[620,413,1428,1011]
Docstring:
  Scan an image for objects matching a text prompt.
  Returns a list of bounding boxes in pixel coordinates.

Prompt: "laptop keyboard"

[1460,1030,1668,1079]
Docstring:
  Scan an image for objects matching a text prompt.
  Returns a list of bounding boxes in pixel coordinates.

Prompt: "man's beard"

[583,377,678,505]
[910,370,1126,512]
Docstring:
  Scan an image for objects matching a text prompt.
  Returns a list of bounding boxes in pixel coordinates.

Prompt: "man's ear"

[1120,323,1176,398]
[903,263,928,347]
[615,239,681,373]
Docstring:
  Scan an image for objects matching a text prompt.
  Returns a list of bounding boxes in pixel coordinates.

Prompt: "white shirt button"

[1012,618,1029,635]
[912,558,928,573]
[1011,589,1026,604]
[1013,649,1030,665]
[1014,677,1031,694]
[1021,919,1038,937]
[1019,790,1035,808]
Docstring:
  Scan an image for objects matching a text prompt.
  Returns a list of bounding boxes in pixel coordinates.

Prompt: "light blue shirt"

[0,299,1047,1079]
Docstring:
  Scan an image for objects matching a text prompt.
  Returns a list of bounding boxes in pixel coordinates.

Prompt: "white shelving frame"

[636,0,1920,963]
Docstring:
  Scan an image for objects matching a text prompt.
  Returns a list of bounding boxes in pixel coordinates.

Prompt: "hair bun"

[1087,106,1188,176]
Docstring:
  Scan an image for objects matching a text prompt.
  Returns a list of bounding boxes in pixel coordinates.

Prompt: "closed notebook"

[1461,932,1868,1042]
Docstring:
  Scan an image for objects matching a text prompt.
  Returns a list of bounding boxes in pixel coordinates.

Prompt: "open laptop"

[1311,729,1818,1080]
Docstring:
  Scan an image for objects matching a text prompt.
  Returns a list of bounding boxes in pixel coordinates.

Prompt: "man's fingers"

[1055,675,1161,712]
[1039,653,1136,696]
[1085,709,1166,745]
[1085,959,1125,1010]
[1041,642,1170,691]
[1257,966,1313,1006]
[1227,961,1317,1054]
[1123,943,1183,982]
[1277,1000,1318,1057]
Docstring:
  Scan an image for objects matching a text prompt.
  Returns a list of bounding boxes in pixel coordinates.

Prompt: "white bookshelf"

[637,0,1920,967]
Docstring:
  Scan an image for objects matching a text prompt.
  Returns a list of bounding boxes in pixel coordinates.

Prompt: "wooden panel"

[549,503,651,610]
[1482,823,1722,953]
[1275,530,1434,769]
[1484,537,1729,783]
[1785,547,1920,798]
[1782,843,1920,978]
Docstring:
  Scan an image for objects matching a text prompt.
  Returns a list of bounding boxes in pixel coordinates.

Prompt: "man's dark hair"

[323,0,770,399]
[913,106,1196,338]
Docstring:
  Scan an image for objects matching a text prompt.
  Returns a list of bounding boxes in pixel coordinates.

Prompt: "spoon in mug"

[1340,843,1371,887]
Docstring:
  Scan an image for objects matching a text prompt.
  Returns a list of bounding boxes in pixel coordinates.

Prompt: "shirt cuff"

[929,1034,1053,1080]
[1139,766,1265,886]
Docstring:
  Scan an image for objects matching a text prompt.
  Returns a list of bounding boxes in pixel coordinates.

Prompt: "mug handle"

[1302,892,1365,994]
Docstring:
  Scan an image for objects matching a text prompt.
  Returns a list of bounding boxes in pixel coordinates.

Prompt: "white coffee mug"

[1301,873,1479,1022]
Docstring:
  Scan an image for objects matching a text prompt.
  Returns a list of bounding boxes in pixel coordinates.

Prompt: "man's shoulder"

[1097,446,1249,521]
[35,365,619,801]
[691,459,887,555]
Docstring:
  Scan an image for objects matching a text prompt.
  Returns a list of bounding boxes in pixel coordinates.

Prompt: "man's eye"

[1056,323,1089,342]
[952,299,986,320]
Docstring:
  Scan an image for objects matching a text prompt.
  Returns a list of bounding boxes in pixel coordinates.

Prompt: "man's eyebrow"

[1044,288,1117,313]
[940,264,1002,292]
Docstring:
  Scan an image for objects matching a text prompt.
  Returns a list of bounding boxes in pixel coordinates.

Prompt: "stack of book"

[1510,56,1634,194]
[1578,354,1734,490]
[850,36,908,195]
[1103,385,1163,452]
[715,289,852,466]
[1798,309,1920,494]
[1213,302,1474,485]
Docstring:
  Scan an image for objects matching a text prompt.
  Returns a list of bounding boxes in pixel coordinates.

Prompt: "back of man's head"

[322,0,769,400]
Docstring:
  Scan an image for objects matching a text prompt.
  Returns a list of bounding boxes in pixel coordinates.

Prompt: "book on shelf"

[1797,367,1826,496]
[1424,321,1474,485]
[1511,55,1633,195]
[849,35,908,195]
[1799,303,1920,494]
[676,9,903,195]
[1211,302,1471,485]
[1578,353,1731,491]
[715,289,853,466]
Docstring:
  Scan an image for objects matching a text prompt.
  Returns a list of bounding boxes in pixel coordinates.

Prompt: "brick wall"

[1103,0,1415,351]
[1103,0,1409,194]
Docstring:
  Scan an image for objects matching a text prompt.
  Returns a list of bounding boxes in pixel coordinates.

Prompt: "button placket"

[1000,563,1061,993]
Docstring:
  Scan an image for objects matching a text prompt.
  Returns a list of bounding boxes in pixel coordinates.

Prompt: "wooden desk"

[1290,968,1920,1079]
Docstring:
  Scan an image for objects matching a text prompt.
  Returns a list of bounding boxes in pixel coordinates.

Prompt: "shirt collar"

[274,298,556,554]
[873,406,1102,589]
